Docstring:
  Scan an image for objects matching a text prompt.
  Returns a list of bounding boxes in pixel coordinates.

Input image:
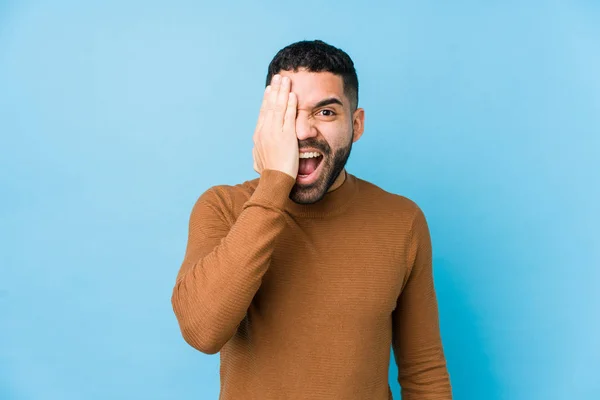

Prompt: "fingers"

[283,92,297,136]
[268,74,282,111]
[253,74,295,177]
[255,85,271,134]
[273,76,290,124]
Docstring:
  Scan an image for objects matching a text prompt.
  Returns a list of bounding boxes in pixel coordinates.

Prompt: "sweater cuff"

[245,169,296,211]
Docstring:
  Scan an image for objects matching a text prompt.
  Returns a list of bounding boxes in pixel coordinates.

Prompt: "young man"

[171,40,452,399]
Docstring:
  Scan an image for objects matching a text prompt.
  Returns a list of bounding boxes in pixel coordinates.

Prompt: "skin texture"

[253,68,365,204]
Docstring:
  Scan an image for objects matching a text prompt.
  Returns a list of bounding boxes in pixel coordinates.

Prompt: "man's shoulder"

[355,175,422,216]
[196,175,260,216]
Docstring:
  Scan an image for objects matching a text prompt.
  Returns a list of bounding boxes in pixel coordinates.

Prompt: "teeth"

[299,152,321,159]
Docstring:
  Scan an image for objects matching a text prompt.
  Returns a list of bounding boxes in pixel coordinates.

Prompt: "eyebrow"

[311,97,344,109]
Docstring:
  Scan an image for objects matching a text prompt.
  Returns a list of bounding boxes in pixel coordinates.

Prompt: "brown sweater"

[171,169,452,399]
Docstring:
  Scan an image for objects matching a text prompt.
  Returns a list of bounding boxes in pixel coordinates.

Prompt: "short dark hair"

[266,40,359,111]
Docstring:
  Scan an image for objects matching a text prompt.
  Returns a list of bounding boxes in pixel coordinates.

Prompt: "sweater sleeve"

[171,169,296,355]
[391,206,452,399]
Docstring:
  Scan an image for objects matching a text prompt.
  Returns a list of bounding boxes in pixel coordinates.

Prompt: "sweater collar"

[283,170,358,218]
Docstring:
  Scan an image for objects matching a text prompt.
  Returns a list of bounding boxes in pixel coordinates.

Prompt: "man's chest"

[255,219,409,327]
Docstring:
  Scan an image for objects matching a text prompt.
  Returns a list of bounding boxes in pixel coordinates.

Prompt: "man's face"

[278,69,364,204]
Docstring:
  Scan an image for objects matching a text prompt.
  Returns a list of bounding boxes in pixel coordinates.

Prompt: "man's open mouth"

[297,152,324,183]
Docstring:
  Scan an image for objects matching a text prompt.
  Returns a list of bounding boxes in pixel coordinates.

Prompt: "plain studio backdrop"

[1,1,599,399]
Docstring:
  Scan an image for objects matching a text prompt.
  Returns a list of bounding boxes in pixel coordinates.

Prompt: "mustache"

[298,138,330,155]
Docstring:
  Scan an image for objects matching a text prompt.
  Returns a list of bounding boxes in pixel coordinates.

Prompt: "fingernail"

[273,74,281,82]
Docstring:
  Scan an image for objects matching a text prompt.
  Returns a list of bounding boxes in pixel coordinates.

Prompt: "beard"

[289,130,354,205]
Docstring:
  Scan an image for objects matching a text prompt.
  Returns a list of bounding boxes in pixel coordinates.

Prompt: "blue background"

[1,1,599,399]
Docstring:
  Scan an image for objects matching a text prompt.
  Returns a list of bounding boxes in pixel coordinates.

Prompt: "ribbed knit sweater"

[171,169,452,399]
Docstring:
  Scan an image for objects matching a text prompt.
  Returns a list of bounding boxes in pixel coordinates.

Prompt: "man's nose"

[295,116,318,141]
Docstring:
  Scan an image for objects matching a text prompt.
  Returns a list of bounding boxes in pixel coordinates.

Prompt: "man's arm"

[171,169,295,354]
[391,206,452,399]
[172,73,299,355]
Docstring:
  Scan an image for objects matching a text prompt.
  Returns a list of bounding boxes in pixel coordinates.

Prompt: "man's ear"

[352,108,365,142]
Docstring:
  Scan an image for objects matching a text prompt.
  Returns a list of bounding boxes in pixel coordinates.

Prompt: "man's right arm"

[171,169,296,354]
[173,73,298,354]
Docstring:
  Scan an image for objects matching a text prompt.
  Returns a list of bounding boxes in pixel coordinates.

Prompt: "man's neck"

[327,169,347,193]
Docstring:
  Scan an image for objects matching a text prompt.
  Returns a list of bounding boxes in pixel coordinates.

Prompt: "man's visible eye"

[317,109,336,117]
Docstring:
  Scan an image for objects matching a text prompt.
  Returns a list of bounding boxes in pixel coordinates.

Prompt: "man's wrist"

[246,169,296,211]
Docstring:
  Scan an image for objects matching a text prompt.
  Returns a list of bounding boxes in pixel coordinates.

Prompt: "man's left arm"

[391,205,452,399]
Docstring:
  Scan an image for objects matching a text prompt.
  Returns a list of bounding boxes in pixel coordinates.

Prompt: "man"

[171,40,452,399]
